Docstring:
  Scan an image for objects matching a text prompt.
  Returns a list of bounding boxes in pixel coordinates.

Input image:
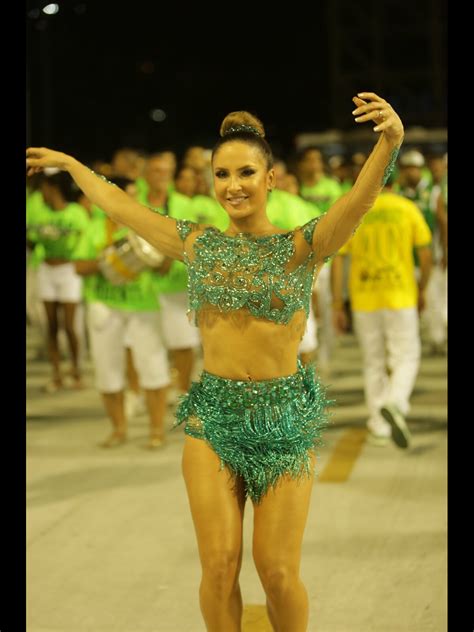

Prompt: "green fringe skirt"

[173,360,332,504]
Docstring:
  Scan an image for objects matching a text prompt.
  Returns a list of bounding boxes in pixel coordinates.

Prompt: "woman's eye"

[242,169,255,177]
[215,171,227,178]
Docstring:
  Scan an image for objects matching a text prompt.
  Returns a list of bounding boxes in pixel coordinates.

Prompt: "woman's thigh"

[252,451,316,570]
[182,435,246,568]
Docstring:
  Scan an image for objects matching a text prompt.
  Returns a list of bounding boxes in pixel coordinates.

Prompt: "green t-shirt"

[136,177,175,200]
[134,176,148,201]
[26,190,47,268]
[340,180,352,194]
[399,178,437,266]
[190,194,229,231]
[26,200,90,261]
[299,176,343,214]
[72,215,160,312]
[137,190,193,294]
[266,189,319,230]
[441,176,448,208]
[91,204,107,221]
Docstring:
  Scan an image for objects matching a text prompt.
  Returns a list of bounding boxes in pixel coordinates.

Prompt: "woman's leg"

[171,348,194,392]
[86,303,127,445]
[125,346,141,394]
[252,452,316,632]
[143,387,168,445]
[182,435,246,632]
[62,302,82,385]
[126,311,170,447]
[100,391,127,446]
[43,301,62,387]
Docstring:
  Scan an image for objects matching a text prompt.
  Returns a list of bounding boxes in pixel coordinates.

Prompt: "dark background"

[26,0,446,162]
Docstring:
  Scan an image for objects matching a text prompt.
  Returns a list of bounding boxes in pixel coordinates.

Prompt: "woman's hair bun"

[219,111,265,138]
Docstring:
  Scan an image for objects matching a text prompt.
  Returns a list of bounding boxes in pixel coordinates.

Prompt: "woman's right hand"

[26,147,73,176]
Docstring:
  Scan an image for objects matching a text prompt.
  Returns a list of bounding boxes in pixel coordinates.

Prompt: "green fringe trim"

[173,361,333,503]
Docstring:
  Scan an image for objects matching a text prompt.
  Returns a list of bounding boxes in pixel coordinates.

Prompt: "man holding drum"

[73,177,170,449]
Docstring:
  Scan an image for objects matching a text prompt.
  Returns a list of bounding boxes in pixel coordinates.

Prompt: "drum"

[98,232,166,285]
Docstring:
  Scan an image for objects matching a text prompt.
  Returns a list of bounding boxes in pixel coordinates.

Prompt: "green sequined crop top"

[175,217,322,326]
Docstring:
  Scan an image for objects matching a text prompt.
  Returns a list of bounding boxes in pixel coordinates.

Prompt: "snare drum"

[98,232,165,285]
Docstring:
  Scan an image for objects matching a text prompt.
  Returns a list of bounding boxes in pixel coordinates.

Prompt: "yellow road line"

[318,428,368,482]
[243,605,273,631]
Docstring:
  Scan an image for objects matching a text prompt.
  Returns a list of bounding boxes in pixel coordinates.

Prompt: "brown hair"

[212,110,273,170]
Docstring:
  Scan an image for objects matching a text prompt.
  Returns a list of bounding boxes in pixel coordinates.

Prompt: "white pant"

[87,303,170,393]
[27,259,86,363]
[353,308,421,436]
[36,262,83,303]
[314,263,335,368]
[423,265,447,345]
[298,301,318,354]
[158,291,201,350]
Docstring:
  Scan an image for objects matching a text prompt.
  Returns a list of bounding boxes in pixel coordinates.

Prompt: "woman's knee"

[63,323,77,338]
[201,549,242,593]
[253,554,299,596]
[47,321,59,337]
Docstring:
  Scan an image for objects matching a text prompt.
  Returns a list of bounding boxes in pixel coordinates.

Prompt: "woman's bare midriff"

[198,308,307,381]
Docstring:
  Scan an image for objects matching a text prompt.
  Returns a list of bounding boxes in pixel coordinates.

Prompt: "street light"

[42,4,59,15]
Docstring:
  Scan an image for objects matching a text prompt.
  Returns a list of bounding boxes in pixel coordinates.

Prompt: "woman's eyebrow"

[214,164,256,171]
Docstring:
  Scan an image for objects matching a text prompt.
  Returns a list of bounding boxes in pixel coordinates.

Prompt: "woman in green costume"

[27,91,404,632]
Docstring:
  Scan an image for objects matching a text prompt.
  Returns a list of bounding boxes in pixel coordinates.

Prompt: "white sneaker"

[366,430,390,447]
[380,404,411,449]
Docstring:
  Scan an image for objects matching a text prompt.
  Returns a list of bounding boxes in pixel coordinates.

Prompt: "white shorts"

[158,291,201,350]
[87,302,170,393]
[299,301,318,354]
[36,262,83,303]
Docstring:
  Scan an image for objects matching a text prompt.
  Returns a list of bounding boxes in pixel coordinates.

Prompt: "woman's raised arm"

[311,92,404,263]
[26,147,185,260]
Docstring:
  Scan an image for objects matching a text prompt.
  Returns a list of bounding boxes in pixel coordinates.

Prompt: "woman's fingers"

[351,91,403,140]
[354,108,389,123]
[373,117,394,133]
[357,91,384,101]
[352,96,367,107]
[352,101,387,116]
[26,147,45,158]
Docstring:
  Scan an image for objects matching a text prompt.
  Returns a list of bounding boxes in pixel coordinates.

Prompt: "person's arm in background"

[415,246,432,312]
[436,193,448,269]
[74,260,100,276]
[330,254,349,333]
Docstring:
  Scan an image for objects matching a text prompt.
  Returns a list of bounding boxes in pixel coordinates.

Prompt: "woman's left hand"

[352,92,404,144]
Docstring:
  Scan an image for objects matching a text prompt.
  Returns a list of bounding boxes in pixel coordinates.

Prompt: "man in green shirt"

[398,149,447,353]
[296,146,343,214]
[138,154,224,402]
[73,178,170,449]
[296,148,345,374]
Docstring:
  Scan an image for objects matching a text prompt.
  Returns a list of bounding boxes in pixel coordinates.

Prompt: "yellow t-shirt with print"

[339,192,431,311]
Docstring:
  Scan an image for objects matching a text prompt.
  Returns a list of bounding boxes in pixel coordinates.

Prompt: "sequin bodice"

[176,217,321,326]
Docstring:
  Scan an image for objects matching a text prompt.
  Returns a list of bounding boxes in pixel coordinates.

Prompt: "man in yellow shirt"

[331,177,432,448]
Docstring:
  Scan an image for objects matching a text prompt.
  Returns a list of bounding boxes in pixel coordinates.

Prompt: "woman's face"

[175,168,197,197]
[212,141,274,220]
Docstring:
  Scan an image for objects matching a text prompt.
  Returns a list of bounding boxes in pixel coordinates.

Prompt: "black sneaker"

[380,404,411,449]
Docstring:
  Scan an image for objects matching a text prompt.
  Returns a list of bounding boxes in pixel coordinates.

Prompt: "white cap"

[399,150,425,168]
[43,167,60,176]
